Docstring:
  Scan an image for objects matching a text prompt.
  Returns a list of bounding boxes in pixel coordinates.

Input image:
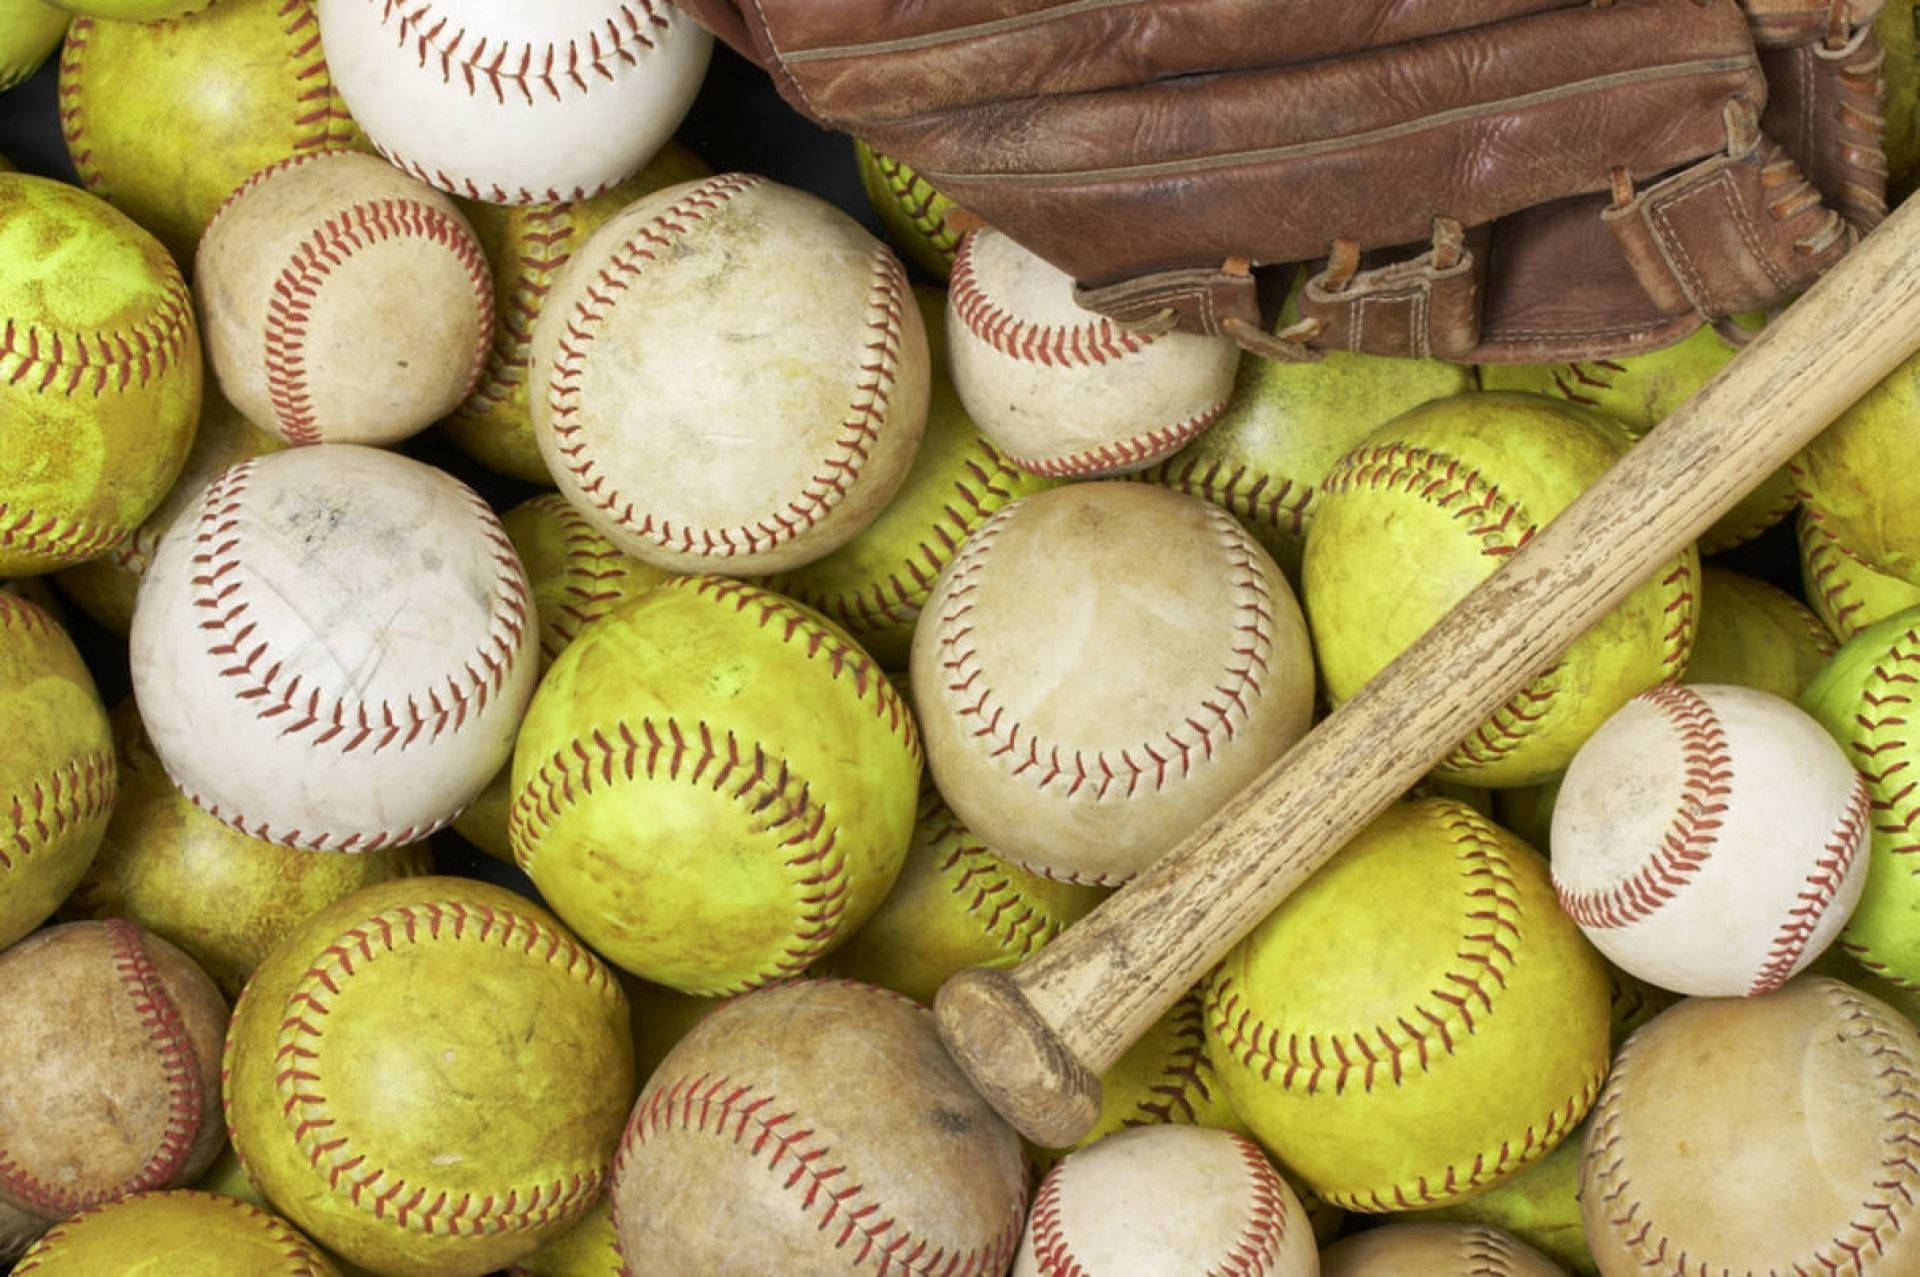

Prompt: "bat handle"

[934,968,1100,1150]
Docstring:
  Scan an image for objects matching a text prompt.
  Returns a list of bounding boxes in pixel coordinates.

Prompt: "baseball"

[1552,683,1870,997]
[531,173,930,575]
[11,1191,337,1276]
[911,481,1314,885]
[0,0,65,94]
[610,978,1028,1276]
[222,876,637,1276]
[508,575,921,993]
[1320,1223,1563,1276]
[1683,565,1836,700]
[56,0,366,265]
[129,444,538,852]
[1799,504,1920,643]
[1205,797,1611,1213]
[1582,978,1920,1274]
[766,286,1058,670]
[195,150,493,447]
[1015,1126,1317,1277]
[0,171,201,577]
[0,920,228,1256]
[316,0,711,206]
[946,226,1240,477]
[1304,390,1699,787]
[0,590,114,950]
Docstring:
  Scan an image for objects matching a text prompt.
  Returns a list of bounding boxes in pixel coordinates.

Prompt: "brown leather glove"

[678,0,1886,363]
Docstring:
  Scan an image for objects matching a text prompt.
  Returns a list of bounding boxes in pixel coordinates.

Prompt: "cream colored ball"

[1320,1223,1563,1275]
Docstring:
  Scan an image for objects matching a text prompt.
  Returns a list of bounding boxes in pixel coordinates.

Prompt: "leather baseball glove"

[676,0,1887,363]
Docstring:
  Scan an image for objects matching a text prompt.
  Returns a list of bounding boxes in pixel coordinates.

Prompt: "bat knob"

[934,966,1103,1149]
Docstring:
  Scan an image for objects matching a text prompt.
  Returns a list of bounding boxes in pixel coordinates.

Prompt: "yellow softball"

[1793,343,1920,586]
[1404,1121,1595,1274]
[1204,798,1611,1212]
[57,0,363,263]
[1799,505,1920,644]
[63,700,430,997]
[222,876,636,1276]
[1304,391,1698,786]
[1883,0,1920,192]
[1683,565,1835,701]
[766,287,1058,669]
[1479,315,1789,552]
[509,1198,621,1277]
[509,576,921,994]
[444,142,711,485]
[0,172,200,576]
[0,0,67,92]
[823,781,1105,1004]
[853,139,966,279]
[12,1191,337,1276]
[0,591,113,949]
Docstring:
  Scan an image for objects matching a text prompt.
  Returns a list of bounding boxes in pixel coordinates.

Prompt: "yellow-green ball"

[1793,343,1920,586]
[63,699,430,997]
[853,139,965,279]
[1479,316,1789,553]
[823,780,1104,1004]
[57,0,363,264]
[55,383,280,633]
[1403,1123,1596,1275]
[1801,605,1920,988]
[49,0,213,16]
[0,172,200,575]
[1304,391,1698,786]
[1204,798,1611,1212]
[1883,0,1920,190]
[12,1191,338,1276]
[0,591,114,947]
[222,876,636,1277]
[0,0,68,91]
[444,143,711,484]
[1142,322,1474,580]
[765,287,1056,669]
[509,576,921,994]
[509,1198,621,1277]
[1799,505,1920,644]
[1683,566,1835,701]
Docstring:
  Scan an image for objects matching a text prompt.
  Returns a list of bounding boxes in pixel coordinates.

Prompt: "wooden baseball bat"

[934,192,1920,1149]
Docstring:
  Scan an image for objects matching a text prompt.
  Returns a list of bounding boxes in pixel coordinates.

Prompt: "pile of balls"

[3,1,1920,1274]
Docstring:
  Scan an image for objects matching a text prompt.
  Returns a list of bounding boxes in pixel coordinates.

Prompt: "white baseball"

[946,228,1239,478]
[529,173,931,576]
[128,444,537,852]
[316,0,711,205]
[910,482,1315,885]
[1319,1223,1563,1276]
[1014,1126,1317,1277]
[194,151,493,448]
[1551,682,1870,997]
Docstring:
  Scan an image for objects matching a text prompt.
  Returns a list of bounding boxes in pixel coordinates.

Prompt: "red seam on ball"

[1143,457,1315,544]
[950,232,1157,368]
[377,0,666,106]
[2,748,116,875]
[1008,399,1228,479]
[1749,775,1871,995]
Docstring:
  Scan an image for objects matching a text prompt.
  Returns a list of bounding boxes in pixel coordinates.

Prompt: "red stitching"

[270,900,618,1235]
[376,0,666,106]
[0,503,130,567]
[531,493,655,662]
[1143,457,1316,545]
[456,203,573,424]
[3,748,116,874]
[923,791,1072,961]
[1838,627,1920,982]
[55,19,100,192]
[545,174,910,561]
[0,267,192,397]
[1557,684,1732,930]
[950,232,1155,368]
[1009,401,1226,478]
[1801,504,1895,642]
[931,503,1272,880]
[1206,803,1526,1097]
[1749,775,1870,994]
[1587,980,1920,1270]
[12,1191,337,1275]
[372,144,608,207]
[617,1072,1022,1276]
[0,590,56,636]
[1460,1224,1534,1273]
[868,149,962,263]
[507,717,854,995]
[1546,359,1626,408]
[0,922,204,1215]
[1124,988,1227,1128]
[1658,556,1696,682]
[1319,442,1533,558]
[263,195,491,445]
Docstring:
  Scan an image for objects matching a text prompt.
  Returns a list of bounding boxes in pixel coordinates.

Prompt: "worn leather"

[681,0,1889,363]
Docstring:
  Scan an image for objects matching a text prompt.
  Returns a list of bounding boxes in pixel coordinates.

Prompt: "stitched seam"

[456,204,571,423]
[870,150,962,260]
[371,142,616,207]
[375,0,666,105]
[1587,981,1920,1270]
[271,901,619,1235]
[1557,684,1732,929]
[536,493,652,662]
[281,0,361,156]
[0,262,192,396]
[263,195,492,445]
[2,748,116,875]
[12,1193,333,1275]
[1143,458,1315,544]
[546,175,909,560]
[1008,401,1228,478]
[922,798,1074,962]
[1206,804,1526,1096]
[1800,505,1878,641]
[506,718,854,996]
[615,1072,1022,1276]
[1749,775,1870,994]
[55,19,102,194]
[950,232,1156,367]
[1462,1226,1524,1274]
[1838,625,1920,985]
[1123,989,1224,1130]
[0,503,130,565]
[782,0,1151,61]
[931,503,1272,864]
